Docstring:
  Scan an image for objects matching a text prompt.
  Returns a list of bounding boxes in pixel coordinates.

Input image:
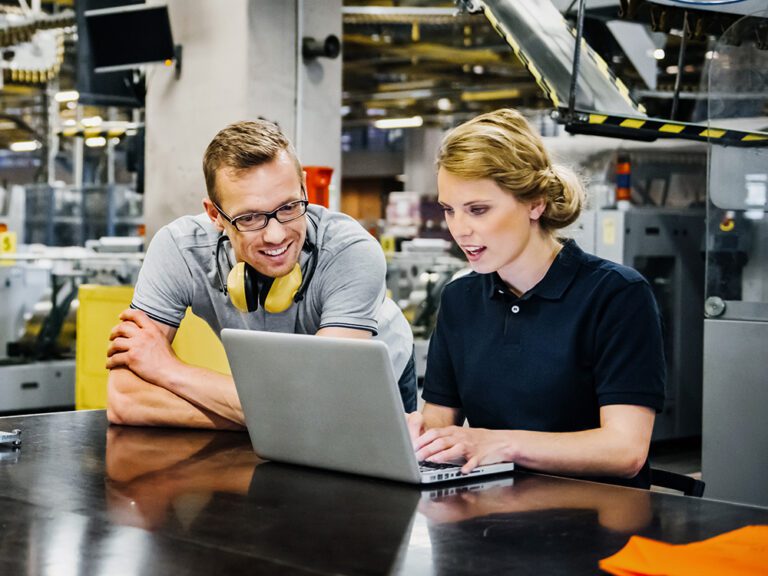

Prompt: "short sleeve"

[314,238,386,334]
[131,226,194,327]
[594,279,666,411]
[421,290,462,408]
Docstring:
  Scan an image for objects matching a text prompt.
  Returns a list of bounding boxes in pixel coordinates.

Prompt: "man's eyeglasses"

[214,200,309,232]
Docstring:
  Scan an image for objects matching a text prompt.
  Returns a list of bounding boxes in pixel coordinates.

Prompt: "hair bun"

[540,164,585,230]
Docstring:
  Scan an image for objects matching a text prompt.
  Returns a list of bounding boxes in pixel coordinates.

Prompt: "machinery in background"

[23,184,144,247]
[0,262,74,414]
[0,186,26,240]
[1,261,79,414]
[386,239,466,381]
[701,10,768,508]
[380,191,452,252]
[0,243,143,415]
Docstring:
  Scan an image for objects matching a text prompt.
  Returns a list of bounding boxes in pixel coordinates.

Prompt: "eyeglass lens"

[233,201,307,231]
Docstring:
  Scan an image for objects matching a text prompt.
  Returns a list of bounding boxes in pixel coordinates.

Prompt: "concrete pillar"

[144,0,341,237]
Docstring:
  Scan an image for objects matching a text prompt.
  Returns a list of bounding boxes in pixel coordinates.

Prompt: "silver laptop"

[221,329,515,484]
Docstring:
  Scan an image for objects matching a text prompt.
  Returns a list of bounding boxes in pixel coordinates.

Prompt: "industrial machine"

[701,10,768,508]
[386,239,466,380]
[0,245,143,415]
[1,175,145,415]
[0,261,78,414]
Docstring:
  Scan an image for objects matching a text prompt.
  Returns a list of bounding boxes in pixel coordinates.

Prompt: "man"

[106,119,415,429]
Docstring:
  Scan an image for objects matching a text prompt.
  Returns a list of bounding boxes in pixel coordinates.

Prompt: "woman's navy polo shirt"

[422,240,665,488]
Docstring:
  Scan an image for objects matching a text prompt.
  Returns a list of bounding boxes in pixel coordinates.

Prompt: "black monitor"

[85,4,175,72]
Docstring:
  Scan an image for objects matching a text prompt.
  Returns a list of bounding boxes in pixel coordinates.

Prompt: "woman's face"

[437,167,544,276]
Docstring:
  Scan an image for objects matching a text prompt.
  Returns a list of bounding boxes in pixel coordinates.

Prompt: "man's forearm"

[159,363,244,426]
[107,368,243,430]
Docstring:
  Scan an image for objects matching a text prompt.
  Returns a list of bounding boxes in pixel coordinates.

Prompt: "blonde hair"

[203,119,302,204]
[437,108,585,232]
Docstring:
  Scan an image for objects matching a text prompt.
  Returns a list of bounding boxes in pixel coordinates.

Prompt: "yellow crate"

[75,285,230,410]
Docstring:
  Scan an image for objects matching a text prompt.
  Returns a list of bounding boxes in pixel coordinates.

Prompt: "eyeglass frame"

[213,195,309,232]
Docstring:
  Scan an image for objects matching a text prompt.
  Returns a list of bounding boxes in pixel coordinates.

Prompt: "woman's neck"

[497,233,562,297]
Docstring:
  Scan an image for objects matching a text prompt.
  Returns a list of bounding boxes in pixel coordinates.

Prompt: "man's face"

[205,150,307,278]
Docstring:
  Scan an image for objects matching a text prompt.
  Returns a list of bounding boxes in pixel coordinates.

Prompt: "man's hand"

[414,426,514,474]
[106,309,180,387]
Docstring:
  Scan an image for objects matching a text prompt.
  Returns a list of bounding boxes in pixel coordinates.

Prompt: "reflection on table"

[105,426,260,530]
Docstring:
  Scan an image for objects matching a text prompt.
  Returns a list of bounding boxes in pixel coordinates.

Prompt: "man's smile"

[262,245,289,257]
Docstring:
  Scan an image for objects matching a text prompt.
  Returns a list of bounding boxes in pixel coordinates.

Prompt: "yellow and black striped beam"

[481,5,561,109]
[557,109,768,148]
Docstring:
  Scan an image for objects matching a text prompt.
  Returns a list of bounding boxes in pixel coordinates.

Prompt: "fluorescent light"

[437,97,452,111]
[85,136,107,148]
[54,90,79,103]
[374,116,423,129]
[10,140,41,152]
[653,49,665,60]
[81,116,103,127]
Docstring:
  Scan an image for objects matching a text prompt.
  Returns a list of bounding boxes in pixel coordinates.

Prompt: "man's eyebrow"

[233,195,302,217]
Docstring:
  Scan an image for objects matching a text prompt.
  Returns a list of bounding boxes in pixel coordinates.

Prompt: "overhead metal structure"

[458,0,644,115]
[458,0,768,147]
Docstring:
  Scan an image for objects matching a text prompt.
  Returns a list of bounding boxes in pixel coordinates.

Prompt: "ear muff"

[262,264,303,313]
[226,261,255,312]
[226,261,303,314]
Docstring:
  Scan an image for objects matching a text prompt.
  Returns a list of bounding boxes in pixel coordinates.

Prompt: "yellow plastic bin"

[75,285,230,410]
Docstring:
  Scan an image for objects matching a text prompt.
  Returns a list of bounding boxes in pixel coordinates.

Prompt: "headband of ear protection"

[215,216,318,314]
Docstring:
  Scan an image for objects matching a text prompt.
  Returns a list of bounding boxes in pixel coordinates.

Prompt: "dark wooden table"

[1,411,766,575]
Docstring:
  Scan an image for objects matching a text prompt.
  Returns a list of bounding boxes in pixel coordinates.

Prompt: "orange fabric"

[599,525,768,576]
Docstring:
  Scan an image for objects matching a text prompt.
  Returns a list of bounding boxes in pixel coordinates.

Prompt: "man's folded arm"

[106,308,245,429]
[107,368,243,430]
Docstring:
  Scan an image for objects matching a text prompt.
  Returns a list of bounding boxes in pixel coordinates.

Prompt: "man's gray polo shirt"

[132,205,413,378]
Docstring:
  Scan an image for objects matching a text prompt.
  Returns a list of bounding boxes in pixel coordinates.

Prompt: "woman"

[407,108,665,488]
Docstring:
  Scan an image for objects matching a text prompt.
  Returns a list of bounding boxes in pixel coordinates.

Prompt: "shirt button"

[511,305,520,313]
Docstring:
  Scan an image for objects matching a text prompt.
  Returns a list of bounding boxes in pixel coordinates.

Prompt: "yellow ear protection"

[215,221,318,314]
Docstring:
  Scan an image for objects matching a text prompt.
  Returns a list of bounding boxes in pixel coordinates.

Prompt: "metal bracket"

[0,429,22,448]
[455,0,484,15]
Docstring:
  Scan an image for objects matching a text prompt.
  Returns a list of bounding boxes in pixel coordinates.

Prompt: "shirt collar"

[487,239,582,301]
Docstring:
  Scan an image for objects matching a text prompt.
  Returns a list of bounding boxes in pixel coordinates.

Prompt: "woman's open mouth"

[462,245,486,261]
